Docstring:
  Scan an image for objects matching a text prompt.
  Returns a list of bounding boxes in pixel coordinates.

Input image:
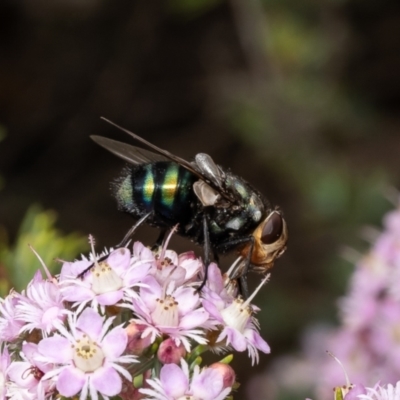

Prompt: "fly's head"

[240,210,288,273]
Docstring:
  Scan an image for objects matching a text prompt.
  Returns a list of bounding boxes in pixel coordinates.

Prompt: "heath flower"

[37,308,136,400]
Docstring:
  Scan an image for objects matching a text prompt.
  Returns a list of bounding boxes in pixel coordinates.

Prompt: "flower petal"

[245,328,270,353]
[191,368,224,400]
[160,363,188,398]
[202,299,224,321]
[133,242,155,261]
[179,309,209,329]
[205,263,224,293]
[96,291,123,306]
[226,327,247,351]
[8,362,36,388]
[124,262,152,285]
[107,248,131,275]
[61,286,93,302]
[38,336,72,363]
[174,287,199,315]
[60,260,92,279]
[76,308,103,340]
[91,366,122,396]
[102,326,127,359]
[57,366,85,397]
[140,276,162,310]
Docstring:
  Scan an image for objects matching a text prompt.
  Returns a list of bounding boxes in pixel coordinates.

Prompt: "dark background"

[1,0,400,398]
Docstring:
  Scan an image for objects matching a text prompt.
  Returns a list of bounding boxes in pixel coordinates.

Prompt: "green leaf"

[0,205,87,295]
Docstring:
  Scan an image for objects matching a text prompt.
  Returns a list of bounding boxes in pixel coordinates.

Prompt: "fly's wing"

[99,118,202,177]
[97,117,235,202]
[91,136,168,165]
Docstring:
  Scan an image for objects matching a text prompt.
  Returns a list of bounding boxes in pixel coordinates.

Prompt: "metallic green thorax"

[206,173,266,239]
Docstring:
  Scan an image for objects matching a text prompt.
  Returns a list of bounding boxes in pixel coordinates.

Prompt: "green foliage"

[0,205,88,296]
[267,13,331,72]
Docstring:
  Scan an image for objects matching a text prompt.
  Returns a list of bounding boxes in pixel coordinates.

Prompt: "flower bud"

[157,338,186,364]
[125,322,152,355]
[209,362,236,388]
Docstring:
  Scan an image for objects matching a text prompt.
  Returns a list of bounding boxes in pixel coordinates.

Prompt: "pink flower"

[359,382,400,400]
[125,321,153,356]
[60,245,152,311]
[0,347,10,400]
[7,342,55,400]
[38,308,136,400]
[16,271,68,336]
[128,275,209,350]
[157,338,186,365]
[150,248,203,288]
[140,359,232,400]
[202,264,270,364]
[0,293,24,342]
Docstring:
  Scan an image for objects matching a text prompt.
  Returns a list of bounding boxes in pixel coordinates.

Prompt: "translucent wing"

[99,118,203,178]
[91,136,168,165]
[97,117,234,201]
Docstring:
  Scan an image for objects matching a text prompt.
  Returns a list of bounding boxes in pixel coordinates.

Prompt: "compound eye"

[261,212,283,244]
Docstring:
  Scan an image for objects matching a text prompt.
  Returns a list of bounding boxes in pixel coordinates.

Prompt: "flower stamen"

[73,334,105,372]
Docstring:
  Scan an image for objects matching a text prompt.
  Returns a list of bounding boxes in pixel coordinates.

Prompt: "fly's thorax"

[225,174,267,219]
[209,173,267,233]
[240,210,288,272]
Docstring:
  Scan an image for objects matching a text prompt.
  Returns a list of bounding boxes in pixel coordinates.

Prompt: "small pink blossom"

[38,308,136,400]
[128,275,209,350]
[16,271,68,336]
[358,382,400,400]
[7,342,55,400]
[125,321,153,355]
[0,347,10,400]
[209,362,236,389]
[60,245,152,311]
[202,264,270,364]
[0,293,24,343]
[157,338,186,365]
[150,249,203,288]
[140,359,232,400]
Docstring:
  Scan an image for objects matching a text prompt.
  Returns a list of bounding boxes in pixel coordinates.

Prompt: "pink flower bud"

[157,338,186,364]
[209,362,236,388]
[125,322,152,355]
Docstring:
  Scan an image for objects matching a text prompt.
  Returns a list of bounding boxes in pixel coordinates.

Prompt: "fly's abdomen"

[114,162,197,226]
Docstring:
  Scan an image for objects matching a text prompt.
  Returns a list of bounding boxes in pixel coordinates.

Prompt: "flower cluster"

[312,201,400,398]
[0,235,271,400]
[247,198,400,400]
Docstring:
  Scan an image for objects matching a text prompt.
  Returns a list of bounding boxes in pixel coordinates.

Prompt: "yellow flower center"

[91,261,123,294]
[152,295,179,327]
[72,334,105,372]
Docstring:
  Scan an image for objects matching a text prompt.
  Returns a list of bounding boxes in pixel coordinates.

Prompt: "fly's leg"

[151,229,167,251]
[78,212,152,279]
[116,212,153,247]
[237,237,254,299]
[215,236,255,299]
[197,214,212,292]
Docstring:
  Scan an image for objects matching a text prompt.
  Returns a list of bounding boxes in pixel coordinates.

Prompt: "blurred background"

[0,0,399,398]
